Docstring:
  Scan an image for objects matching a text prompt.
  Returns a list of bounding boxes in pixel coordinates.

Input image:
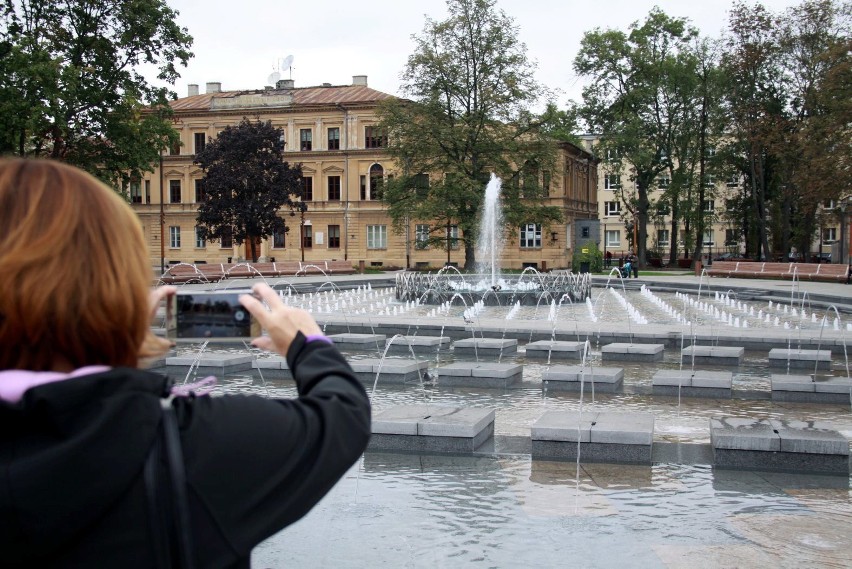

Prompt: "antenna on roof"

[282,55,294,79]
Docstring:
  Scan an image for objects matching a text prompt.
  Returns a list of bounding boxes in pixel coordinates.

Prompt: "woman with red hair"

[0,158,371,568]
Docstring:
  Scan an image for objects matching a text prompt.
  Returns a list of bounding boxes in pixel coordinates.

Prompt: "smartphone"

[166,290,261,342]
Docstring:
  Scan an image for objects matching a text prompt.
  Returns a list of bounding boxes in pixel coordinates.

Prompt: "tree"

[194,119,304,262]
[0,0,192,189]
[575,8,699,268]
[377,0,562,270]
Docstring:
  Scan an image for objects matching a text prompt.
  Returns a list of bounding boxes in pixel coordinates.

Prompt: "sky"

[155,0,804,104]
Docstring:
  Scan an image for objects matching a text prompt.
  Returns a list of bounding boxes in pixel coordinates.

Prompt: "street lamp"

[840,199,849,266]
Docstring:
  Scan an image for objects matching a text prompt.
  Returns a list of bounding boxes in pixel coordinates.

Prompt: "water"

[476,173,504,287]
[164,283,852,567]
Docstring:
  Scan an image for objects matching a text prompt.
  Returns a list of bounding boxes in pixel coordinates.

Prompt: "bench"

[159,264,206,284]
[327,260,356,274]
[707,260,849,283]
[299,261,328,275]
[195,263,226,282]
[275,261,303,276]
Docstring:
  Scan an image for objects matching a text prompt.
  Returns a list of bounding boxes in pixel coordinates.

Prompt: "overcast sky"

[157,0,804,104]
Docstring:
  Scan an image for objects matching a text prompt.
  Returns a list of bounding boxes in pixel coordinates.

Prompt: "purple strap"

[304,333,333,345]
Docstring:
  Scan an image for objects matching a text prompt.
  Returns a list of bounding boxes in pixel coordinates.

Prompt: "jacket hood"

[0,368,170,562]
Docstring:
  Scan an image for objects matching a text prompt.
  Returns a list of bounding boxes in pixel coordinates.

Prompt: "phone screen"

[167,291,260,341]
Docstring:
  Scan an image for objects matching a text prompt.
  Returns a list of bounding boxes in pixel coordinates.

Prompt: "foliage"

[572,240,603,273]
[194,119,304,262]
[0,0,193,189]
[377,0,562,270]
[574,8,700,268]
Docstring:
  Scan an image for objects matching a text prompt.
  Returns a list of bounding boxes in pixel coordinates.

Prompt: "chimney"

[205,82,221,94]
[352,75,368,86]
[276,79,295,89]
[188,84,199,97]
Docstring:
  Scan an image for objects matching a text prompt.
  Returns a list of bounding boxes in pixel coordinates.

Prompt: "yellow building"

[134,76,598,272]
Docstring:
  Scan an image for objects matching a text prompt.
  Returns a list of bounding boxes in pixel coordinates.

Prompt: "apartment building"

[134,77,599,271]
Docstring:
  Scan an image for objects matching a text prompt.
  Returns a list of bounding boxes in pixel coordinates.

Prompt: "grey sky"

[158,0,803,102]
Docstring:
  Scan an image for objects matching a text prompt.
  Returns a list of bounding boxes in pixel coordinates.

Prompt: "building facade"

[134,77,598,272]
[578,135,851,265]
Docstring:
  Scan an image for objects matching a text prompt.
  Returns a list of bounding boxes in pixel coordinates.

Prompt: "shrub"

[572,240,603,273]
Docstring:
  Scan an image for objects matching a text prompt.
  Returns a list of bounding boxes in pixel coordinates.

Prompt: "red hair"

[0,158,158,370]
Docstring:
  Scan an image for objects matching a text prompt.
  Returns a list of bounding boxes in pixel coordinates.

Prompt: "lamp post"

[840,199,848,266]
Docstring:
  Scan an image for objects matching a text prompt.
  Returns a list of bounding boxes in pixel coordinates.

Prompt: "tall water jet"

[477,173,504,287]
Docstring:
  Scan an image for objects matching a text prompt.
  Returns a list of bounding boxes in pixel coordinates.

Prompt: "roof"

[169,84,396,113]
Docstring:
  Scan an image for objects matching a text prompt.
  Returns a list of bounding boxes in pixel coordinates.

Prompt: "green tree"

[377,0,562,270]
[575,8,699,268]
[194,119,304,262]
[0,0,192,189]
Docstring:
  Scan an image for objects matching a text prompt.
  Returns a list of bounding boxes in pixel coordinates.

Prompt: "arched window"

[369,163,384,200]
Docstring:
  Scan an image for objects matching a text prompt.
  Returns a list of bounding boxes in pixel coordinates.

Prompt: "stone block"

[452,337,518,356]
[771,374,815,392]
[531,411,595,442]
[681,346,744,366]
[590,412,654,446]
[369,405,495,453]
[524,340,584,359]
[768,348,831,370]
[710,417,779,452]
[436,362,522,388]
[601,343,664,362]
[770,419,849,455]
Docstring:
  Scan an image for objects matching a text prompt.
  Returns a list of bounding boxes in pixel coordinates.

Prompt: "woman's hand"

[239,282,322,355]
[148,285,177,324]
[138,285,177,362]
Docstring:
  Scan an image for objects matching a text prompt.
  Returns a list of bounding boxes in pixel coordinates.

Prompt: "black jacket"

[0,334,371,568]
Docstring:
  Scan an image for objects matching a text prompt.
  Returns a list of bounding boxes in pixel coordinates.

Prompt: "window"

[543,170,551,193]
[302,177,313,201]
[369,164,383,200]
[327,176,341,201]
[703,174,716,187]
[169,180,181,203]
[823,227,837,244]
[725,199,736,212]
[328,224,340,248]
[606,230,621,248]
[448,225,459,249]
[360,176,367,200]
[581,227,590,239]
[604,174,621,190]
[129,181,142,204]
[657,229,670,247]
[725,229,739,246]
[145,180,151,204]
[413,173,430,198]
[520,223,542,248]
[169,226,181,248]
[169,139,180,155]
[703,229,715,246]
[726,174,739,187]
[194,180,206,203]
[302,225,313,248]
[823,200,836,209]
[365,126,386,148]
[703,200,715,213]
[415,224,429,249]
[605,148,620,160]
[657,175,670,189]
[604,201,621,217]
[194,132,206,154]
[327,127,340,151]
[655,202,670,216]
[367,225,387,249]
[220,231,232,249]
[195,226,205,248]
[300,129,312,151]
[273,228,285,248]
[705,146,716,157]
